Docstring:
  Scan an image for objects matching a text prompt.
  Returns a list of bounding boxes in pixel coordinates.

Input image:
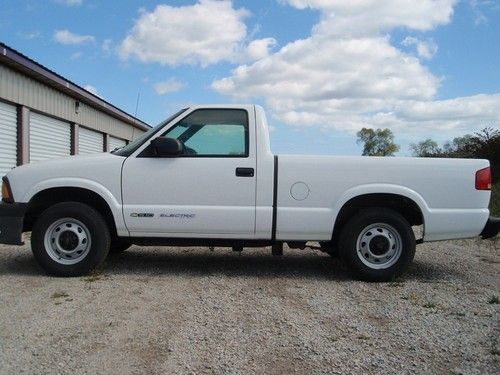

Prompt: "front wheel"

[109,238,132,254]
[339,208,415,281]
[31,202,111,276]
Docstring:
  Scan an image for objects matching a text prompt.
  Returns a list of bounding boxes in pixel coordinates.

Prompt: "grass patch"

[422,302,437,309]
[357,334,370,341]
[490,183,500,216]
[479,256,499,264]
[83,271,103,283]
[388,276,405,287]
[51,291,69,299]
[488,295,499,304]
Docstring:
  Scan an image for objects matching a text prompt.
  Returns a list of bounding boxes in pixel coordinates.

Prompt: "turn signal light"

[475,167,492,190]
[2,179,11,202]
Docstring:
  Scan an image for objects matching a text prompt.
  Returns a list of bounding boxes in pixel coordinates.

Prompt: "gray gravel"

[0,236,498,374]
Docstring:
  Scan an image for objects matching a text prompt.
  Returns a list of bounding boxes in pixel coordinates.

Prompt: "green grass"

[489,295,500,305]
[422,302,437,309]
[490,183,500,216]
[51,291,69,299]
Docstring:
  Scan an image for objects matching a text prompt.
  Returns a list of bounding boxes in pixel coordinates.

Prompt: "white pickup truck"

[1,105,498,280]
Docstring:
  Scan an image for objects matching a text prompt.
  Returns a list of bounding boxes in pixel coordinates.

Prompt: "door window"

[163,109,249,157]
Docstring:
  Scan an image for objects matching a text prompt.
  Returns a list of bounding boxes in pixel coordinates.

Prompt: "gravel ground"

[0,236,498,374]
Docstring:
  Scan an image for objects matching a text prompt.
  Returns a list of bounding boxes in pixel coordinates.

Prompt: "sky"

[1,0,499,156]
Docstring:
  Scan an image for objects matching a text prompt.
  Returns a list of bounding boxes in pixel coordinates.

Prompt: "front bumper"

[0,202,27,245]
[480,216,500,239]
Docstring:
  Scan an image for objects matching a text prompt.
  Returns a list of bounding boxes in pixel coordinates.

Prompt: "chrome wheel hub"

[356,223,402,269]
[44,218,91,265]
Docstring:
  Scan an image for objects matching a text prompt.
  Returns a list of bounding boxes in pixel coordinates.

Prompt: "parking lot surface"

[0,237,498,374]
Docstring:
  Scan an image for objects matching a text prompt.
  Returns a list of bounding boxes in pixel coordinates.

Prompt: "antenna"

[134,90,141,118]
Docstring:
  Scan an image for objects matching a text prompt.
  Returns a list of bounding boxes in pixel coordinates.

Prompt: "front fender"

[23,178,127,236]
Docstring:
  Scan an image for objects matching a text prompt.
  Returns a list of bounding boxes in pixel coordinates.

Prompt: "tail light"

[475,167,492,190]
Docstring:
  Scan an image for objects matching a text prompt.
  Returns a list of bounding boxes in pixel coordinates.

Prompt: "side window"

[162,109,249,157]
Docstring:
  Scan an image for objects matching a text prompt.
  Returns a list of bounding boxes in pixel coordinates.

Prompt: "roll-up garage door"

[0,102,17,176]
[30,112,71,163]
[109,136,127,151]
[79,127,103,155]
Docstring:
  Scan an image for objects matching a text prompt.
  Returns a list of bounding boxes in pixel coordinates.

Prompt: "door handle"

[235,167,254,177]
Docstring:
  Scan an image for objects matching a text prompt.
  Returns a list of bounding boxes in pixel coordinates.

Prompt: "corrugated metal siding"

[0,101,17,176]
[109,136,127,151]
[30,112,71,163]
[79,127,104,155]
[0,64,145,140]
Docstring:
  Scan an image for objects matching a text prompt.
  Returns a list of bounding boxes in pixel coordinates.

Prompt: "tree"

[409,139,440,157]
[442,134,477,157]
[410,127,500,182]
[356,128,400,156]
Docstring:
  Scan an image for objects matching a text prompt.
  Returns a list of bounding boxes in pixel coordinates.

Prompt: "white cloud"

[402,37,438,60]
[54,0,82,6]
[369,94,500,133]
[101,39,112,54]
[119,0,250,67]
[54,29,94,45]
[213,0,500,137]
[154,78,187,95]
[70,51,83,60]
[17,31,41,40]
[469,0,493,25]
[245,38,277,61]
[84,85,100,97]
[285,0,456,36]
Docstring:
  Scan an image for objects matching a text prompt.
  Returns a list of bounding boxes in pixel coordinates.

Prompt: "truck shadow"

[0,247,462,282]
[104,250,353,281]
[103,250,462,282]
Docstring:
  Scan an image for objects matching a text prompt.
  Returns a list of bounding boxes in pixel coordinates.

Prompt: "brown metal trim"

[71,123,79,155]
[16,106,22,166]
[0,42,150,131]
[104,134,110,152]
[16,105,29,166]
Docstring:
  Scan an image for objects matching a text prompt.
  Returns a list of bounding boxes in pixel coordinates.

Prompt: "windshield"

[112,108,188,157]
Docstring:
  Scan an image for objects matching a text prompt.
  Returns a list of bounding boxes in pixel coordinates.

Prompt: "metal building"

[0,43,149,176]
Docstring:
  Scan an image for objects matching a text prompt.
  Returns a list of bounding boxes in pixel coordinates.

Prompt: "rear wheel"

[339,208,415,281]
[320,241,339,258]
[31,202,110,276]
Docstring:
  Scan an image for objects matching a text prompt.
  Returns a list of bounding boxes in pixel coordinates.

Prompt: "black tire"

[31,202,111,276]
[109,238,132,254]
[339,208,415,282]
[320,241,340,258]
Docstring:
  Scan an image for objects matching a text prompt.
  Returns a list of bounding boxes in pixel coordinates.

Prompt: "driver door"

[121,108,257,238]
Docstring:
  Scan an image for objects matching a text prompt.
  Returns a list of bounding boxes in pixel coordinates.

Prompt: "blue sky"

[1,0,499,155]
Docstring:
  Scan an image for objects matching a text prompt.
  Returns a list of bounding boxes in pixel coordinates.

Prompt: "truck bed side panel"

[276,155,490,242]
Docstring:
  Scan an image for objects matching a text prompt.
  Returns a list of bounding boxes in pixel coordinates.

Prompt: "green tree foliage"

[442,134,477,157]
[356,128,400,156]
[409,127,500,182]
[409,139,440,157]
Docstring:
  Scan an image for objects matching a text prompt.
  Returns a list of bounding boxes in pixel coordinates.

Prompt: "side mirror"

[150,137,184,157]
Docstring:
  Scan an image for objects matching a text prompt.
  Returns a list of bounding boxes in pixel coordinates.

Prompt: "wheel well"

[332,193,423,242]
[23,187,117,237]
